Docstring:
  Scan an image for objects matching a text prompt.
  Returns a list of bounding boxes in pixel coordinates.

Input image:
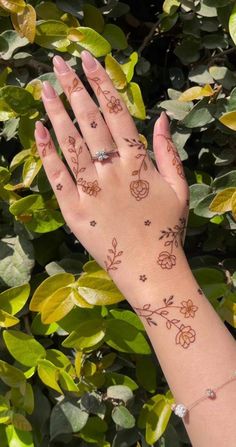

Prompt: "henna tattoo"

[104,238,123,272]
[89,77,123,113]
[56,183,63,191]
[67,78,83,100]
[90,121,97,128]
[124,138,150,201]
[38,140,52,157]
[144,220,151,226]
[134,296,198,349]
[90,220,97,227]
[157,218,186,269]
[159,134,185,179]
[67,136,101,197]
[139,274,147,282]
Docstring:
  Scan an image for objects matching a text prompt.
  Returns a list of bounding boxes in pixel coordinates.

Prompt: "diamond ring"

[91,150,119,162]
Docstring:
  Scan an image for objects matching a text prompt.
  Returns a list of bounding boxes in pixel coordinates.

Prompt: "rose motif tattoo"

[159,134,185,179]
[134,295,198,349]
[67,136,101,197]
[38,139,52,157]
[157,217,186,269]
[89,77,123,114]
[104,238,123,272]
[124,138,150,201]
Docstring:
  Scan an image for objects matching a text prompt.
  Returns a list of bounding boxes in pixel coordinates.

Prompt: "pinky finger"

[35,121,80,224]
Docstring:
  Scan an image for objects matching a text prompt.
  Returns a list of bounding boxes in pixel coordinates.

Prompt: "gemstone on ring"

[171,403,188,418]
[95,151,110,161]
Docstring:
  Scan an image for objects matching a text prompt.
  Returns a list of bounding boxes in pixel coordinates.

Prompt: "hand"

[34,51,189,304]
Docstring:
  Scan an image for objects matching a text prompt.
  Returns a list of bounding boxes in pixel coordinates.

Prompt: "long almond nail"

[35,121,47,138]
[81,51,97,71]
[53,55,70,74]
[42,81,56,99]
[156,112,170,134]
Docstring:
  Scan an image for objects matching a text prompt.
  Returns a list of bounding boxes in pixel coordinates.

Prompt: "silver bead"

[96,151,109,161]
[205,388,216,399]
[172,403,188,418]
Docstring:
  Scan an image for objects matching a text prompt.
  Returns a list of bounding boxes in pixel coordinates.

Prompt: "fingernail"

[42,81,56,99]
[35,121,47,139]
[53,55,70,74]
[156,112,169,133]
[81,51,97,71]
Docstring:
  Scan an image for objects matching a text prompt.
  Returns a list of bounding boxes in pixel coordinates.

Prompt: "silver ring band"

[91,150,120,162]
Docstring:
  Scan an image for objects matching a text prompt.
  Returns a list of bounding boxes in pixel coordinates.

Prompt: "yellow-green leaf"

[0,283,30,315]
[30,273,75,311]
[163,0,180,15]
[11,413,32,431]
[37,359,62,393]
[35,20,70,50]
[67,27,111,57]
[6,425,34,447]
[59,370,79,392]
[77,275,125,306]
[0,310,19,327]
[3,329,46,367]
[121,82,146,120]
[105,54,127,90]
[231,191,236,220]
[0,360,26,388]
[22,156,42,187]
[219,111,236,131]
[0,0,25,14]
[219,298,236,328]
[209,188,236,213]
[120,52,138,83]
[41,287,76,324]
[11,4,36,43]
[62,318,106,350]
[141,394,173,444]
[229,2,236,46]
[178,84,214,102]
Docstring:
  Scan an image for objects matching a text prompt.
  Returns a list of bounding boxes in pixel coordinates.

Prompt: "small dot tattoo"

[90,220,97,227]
[197,288,203,295]
[144,220,151,226]
[56,183,63,191]
[139,274,147,282]
[90,121,97,128]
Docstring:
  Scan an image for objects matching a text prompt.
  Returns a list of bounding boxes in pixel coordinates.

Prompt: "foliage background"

[0,0,236,446]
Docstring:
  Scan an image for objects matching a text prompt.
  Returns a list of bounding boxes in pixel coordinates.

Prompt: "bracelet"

[171,370,236,418]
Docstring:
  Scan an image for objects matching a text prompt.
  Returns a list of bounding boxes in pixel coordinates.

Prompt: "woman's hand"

[34,51,189,304]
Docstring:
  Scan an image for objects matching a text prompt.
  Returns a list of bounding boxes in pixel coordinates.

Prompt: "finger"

[153,112,189,204]
[52,56,116,163]
[34,121,80,226]
[41,81,95,181]
[81,51,140,157]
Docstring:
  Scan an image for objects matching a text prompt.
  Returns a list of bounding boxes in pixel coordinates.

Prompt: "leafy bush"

[0,1,236,446]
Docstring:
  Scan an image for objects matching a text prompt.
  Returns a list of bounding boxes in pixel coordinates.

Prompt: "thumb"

[153,112,189,204]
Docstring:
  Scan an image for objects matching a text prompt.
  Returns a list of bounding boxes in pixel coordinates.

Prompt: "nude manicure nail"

[42,81,56,99]
[156,112,170,133]
[53,55,70,74]
[81,51,97,71]
[35,121,47,138]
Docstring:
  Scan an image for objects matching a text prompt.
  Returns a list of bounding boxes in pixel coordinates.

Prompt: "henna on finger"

[88,77,123,114]
[67,77,83,101]
[38,140,53,157]
[157,217,186,269]
[159,134,185,179]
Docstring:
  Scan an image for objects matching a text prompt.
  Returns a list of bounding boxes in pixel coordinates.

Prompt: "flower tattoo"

[104,238,123,272]
[67,78,83,101]
[159,134,185,179]
[157,217,186,269]
[67,136,101,197]
[38,139,52,157]
[139,274,147,282]
[124,138,150,201]
[144,220,151,226]
[90,220,97,227]
[134,295,198,349]
[89,77,123,114]
[56,183,63,191]
[90,121,97,128]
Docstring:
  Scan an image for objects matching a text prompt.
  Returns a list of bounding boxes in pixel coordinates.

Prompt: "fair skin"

[34,51,236,447]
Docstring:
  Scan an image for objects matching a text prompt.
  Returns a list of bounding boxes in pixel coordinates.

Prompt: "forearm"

[122,253,236,447]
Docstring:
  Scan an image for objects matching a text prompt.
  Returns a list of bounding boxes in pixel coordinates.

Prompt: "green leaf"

[193,268,228,302]
[163,0,180,15]
[106,319,151,354]
[31,313,58,336]
[112,406,135,429]
[35,20,70,50]
[50,398,88,440]
[121,82,146,120]
[136,356,157,393]
[0,283,30,315]
[105,372,138,390]
[212,170,236,191]
[59,370,79,392]
[0,359,26,388]
[229,2,236,46]
[0,166,10,184]
[107,385,133,404]
[83,4,104,33]
[3,330,46,367]
[5,425,33,447]
[0,236,34,287]
[11,413,32,432]
[160,99,192,120]
[79,416,108,443]
[0,86,35,115]
[10,383,34,414]
[67,27,111,57]
[194,193,217,218]
[144,394,173,444]
[105,54,127,90]
[30,273,75,311]
[0,30,28,60]
[102,23,128,50]
[37,359,62,393]
[41,287,76,323]
[55,0,84,19]
[0,310,19,327]
[62,318,106,350]
[77,275,125,305]
[209,188,236,213]
[182,98,214,127]
[189,184,211,209]
[22,156,42,187]
[120,52,138,83]
[109,309,145,331]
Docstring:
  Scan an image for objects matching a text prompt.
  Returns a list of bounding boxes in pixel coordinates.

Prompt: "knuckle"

[76,107,100,122]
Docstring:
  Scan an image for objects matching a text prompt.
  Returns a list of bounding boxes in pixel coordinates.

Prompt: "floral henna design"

[90,121,97,128]
[56,183,63,191]
[90,220,97,227]
[134,295,198,349]
[139,274,147,282]
[67,136,101,197]
[157,217,186,269]
[67,78,83,101]
[38,140,52,157]
[159,134,185,179]
[104,238,123,272]
[89,77,123,114]
[144,220,151,226]
[124,138,149,201]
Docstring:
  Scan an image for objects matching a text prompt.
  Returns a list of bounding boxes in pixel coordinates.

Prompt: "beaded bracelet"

[171,370,236,418]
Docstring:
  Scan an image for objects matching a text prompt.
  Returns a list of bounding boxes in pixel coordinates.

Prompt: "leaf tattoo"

[159,134,185,179]
[157,217,186,269]
[104,238,123,272]
[67,78,83,101]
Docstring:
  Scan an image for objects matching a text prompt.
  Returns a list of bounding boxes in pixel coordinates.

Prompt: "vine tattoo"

[157,217,186,269]
[67,78,83,101]
[104,238,123,272]
[134,295,198,349]
[159,134,185,179]
[124,138,150,201]
[38,139,52,157]
[89,77,123,113]
[67,136,101,196]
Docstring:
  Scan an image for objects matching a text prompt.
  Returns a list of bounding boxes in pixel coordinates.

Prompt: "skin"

[35,51,236,447]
